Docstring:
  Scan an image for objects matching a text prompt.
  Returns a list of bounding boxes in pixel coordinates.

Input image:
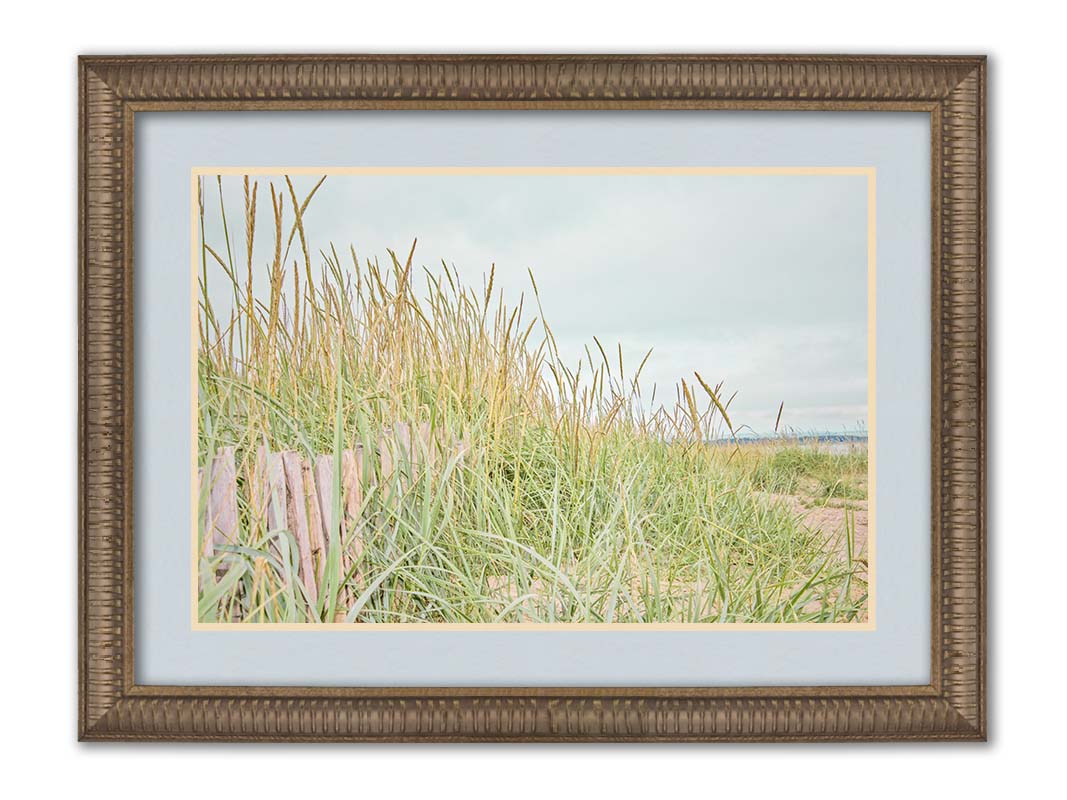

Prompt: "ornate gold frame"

[78,54,986,741]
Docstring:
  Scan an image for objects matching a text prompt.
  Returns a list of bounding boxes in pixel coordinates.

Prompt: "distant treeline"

[710,431,869,446]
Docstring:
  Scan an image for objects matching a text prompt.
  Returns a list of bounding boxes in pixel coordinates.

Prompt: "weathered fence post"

[201,446,238,559]
[281,450,319,607]
[301,456,327,588]
[252,444,288,536]
[314,451,365,620]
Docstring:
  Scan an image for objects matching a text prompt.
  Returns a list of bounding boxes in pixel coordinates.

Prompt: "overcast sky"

[201,172,868,434]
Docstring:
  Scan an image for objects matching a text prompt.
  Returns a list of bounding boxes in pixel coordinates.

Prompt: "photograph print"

[195,167,874,627]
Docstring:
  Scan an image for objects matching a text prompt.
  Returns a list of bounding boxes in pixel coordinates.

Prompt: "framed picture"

[79,53,986,741]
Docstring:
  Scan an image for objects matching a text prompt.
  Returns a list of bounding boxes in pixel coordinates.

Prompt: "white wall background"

[0,2,1060,797]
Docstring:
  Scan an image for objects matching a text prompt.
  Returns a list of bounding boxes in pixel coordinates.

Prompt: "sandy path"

[761,493,868,563]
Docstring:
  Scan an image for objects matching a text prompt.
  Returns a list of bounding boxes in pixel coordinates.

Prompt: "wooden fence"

[199,422,464,611]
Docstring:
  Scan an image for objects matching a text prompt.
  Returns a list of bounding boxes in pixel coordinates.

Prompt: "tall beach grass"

[197,175,868,624]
